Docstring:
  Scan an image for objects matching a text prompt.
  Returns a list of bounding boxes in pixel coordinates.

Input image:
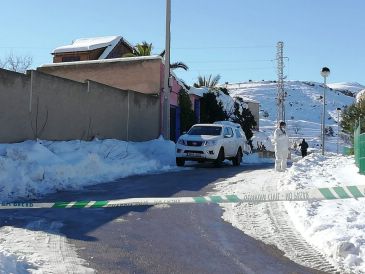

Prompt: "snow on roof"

[188,87,209,97]
[236,96,259,104]
[213,121,241,128]
[40,55,163,68]
[193,123,224,127]
[356,89,365,102]
[53,36,124,54]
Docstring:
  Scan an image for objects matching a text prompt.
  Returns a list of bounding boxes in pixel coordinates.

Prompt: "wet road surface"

[0,163,325,273]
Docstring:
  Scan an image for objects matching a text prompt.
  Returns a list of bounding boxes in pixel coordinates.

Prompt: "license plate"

[187,152,200,157]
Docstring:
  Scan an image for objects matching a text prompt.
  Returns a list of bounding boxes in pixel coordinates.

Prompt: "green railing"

[354,119,365,174]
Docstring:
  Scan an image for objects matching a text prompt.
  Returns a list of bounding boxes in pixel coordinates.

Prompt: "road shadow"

[0,162,274,242]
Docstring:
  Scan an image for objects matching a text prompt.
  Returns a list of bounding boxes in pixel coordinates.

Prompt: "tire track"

[217,169,345,273]
[266,202,343,273]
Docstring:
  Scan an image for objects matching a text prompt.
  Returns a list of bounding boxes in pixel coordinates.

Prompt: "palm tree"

[123,41,153,57]
[159,50,189,71]
[170,61,188,71]
[193,74,221,89]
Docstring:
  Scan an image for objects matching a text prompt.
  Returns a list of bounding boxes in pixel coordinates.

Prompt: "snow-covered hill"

[328,82,365,95]
[226,81,357,153]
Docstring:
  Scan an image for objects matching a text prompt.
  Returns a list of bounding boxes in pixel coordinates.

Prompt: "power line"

[156,44,273,50]
[180,59,274,64]
[189,67,275,72]
[0,46,51,49]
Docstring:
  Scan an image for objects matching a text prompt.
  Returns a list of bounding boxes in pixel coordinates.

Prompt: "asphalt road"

[0,163,325,274]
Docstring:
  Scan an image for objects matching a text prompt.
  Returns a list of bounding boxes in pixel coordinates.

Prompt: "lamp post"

[337,107,341,154]
[320,67,330,156]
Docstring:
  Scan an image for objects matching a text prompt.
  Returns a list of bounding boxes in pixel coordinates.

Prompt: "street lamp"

[320,67,330,156]
[337,107,341,154]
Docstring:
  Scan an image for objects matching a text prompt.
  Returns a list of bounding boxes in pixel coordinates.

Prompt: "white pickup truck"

[175,122,247,167]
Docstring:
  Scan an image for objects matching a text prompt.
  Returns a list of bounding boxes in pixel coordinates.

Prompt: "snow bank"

[0,138,176,201]
[280,153,365,273]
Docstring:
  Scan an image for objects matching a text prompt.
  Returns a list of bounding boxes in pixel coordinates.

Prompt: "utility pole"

[276,41,285,124]
[162,0,171,140]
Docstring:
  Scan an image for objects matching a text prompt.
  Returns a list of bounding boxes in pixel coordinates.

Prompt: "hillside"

[327,82,365,96]
[226,81,357,153]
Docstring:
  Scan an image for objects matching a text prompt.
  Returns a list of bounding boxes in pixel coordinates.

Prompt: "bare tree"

[0,53,33,73]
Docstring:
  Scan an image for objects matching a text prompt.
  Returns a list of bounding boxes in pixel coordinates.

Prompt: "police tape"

[1,185,365,209]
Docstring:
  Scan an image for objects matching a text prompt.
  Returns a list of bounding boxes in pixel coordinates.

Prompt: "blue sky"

[1,0,364,85]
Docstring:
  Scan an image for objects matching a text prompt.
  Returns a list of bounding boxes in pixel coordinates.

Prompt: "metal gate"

[354,118,365,174]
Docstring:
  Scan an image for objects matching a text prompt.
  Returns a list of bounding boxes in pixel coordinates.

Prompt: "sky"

[0,0,364,86]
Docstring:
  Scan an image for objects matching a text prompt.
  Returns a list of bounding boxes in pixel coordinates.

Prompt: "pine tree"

[341,99,365,141]
[199,91,228,123]
[231,101,257,140]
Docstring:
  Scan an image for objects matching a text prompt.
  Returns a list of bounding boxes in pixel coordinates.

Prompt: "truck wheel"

[176,158,185,167]
[232,148,242,166]
[214,148,225,167]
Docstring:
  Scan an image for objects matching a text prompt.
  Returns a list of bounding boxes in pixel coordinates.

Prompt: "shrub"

[178,89,195,133]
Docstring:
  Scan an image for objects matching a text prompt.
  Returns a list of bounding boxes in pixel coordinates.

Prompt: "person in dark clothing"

[299,139,309,157]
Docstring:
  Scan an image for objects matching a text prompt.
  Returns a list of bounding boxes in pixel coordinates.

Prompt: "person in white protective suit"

[273,121,290,171]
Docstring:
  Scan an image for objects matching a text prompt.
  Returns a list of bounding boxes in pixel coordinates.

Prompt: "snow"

[0,138,176,201]
[53,36,122,54]
[279,153,365,273]
[217,80,365,272]
[215,153,365,273]
[40,55,163,68]
[98,37,122,60]
[357,89,365,103]
[243,153,275,164]
[0,221,94,274]
[188,87,209,97]
[327,82,365,94]
[188,87,236,115]
[216,91,235,115]
[227,80,356,153]
[0,137,176,273]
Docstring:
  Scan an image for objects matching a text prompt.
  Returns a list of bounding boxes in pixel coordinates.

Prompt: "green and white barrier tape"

[1,185,365,209]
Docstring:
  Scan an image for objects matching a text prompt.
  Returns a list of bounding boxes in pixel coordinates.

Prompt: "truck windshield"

[188,126,222,136]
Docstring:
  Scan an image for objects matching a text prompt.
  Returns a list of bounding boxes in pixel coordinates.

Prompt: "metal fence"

[354,118,365,174]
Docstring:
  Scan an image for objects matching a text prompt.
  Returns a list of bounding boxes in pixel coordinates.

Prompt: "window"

[188,126,222,136]
[235,129,242,138]
[62,56,81,62]
[224,127,233,138]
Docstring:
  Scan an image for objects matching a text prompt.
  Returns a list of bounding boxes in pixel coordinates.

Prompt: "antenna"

[276,41,285,124]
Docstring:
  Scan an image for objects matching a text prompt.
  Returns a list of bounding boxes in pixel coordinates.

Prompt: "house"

[52,36,134,63]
